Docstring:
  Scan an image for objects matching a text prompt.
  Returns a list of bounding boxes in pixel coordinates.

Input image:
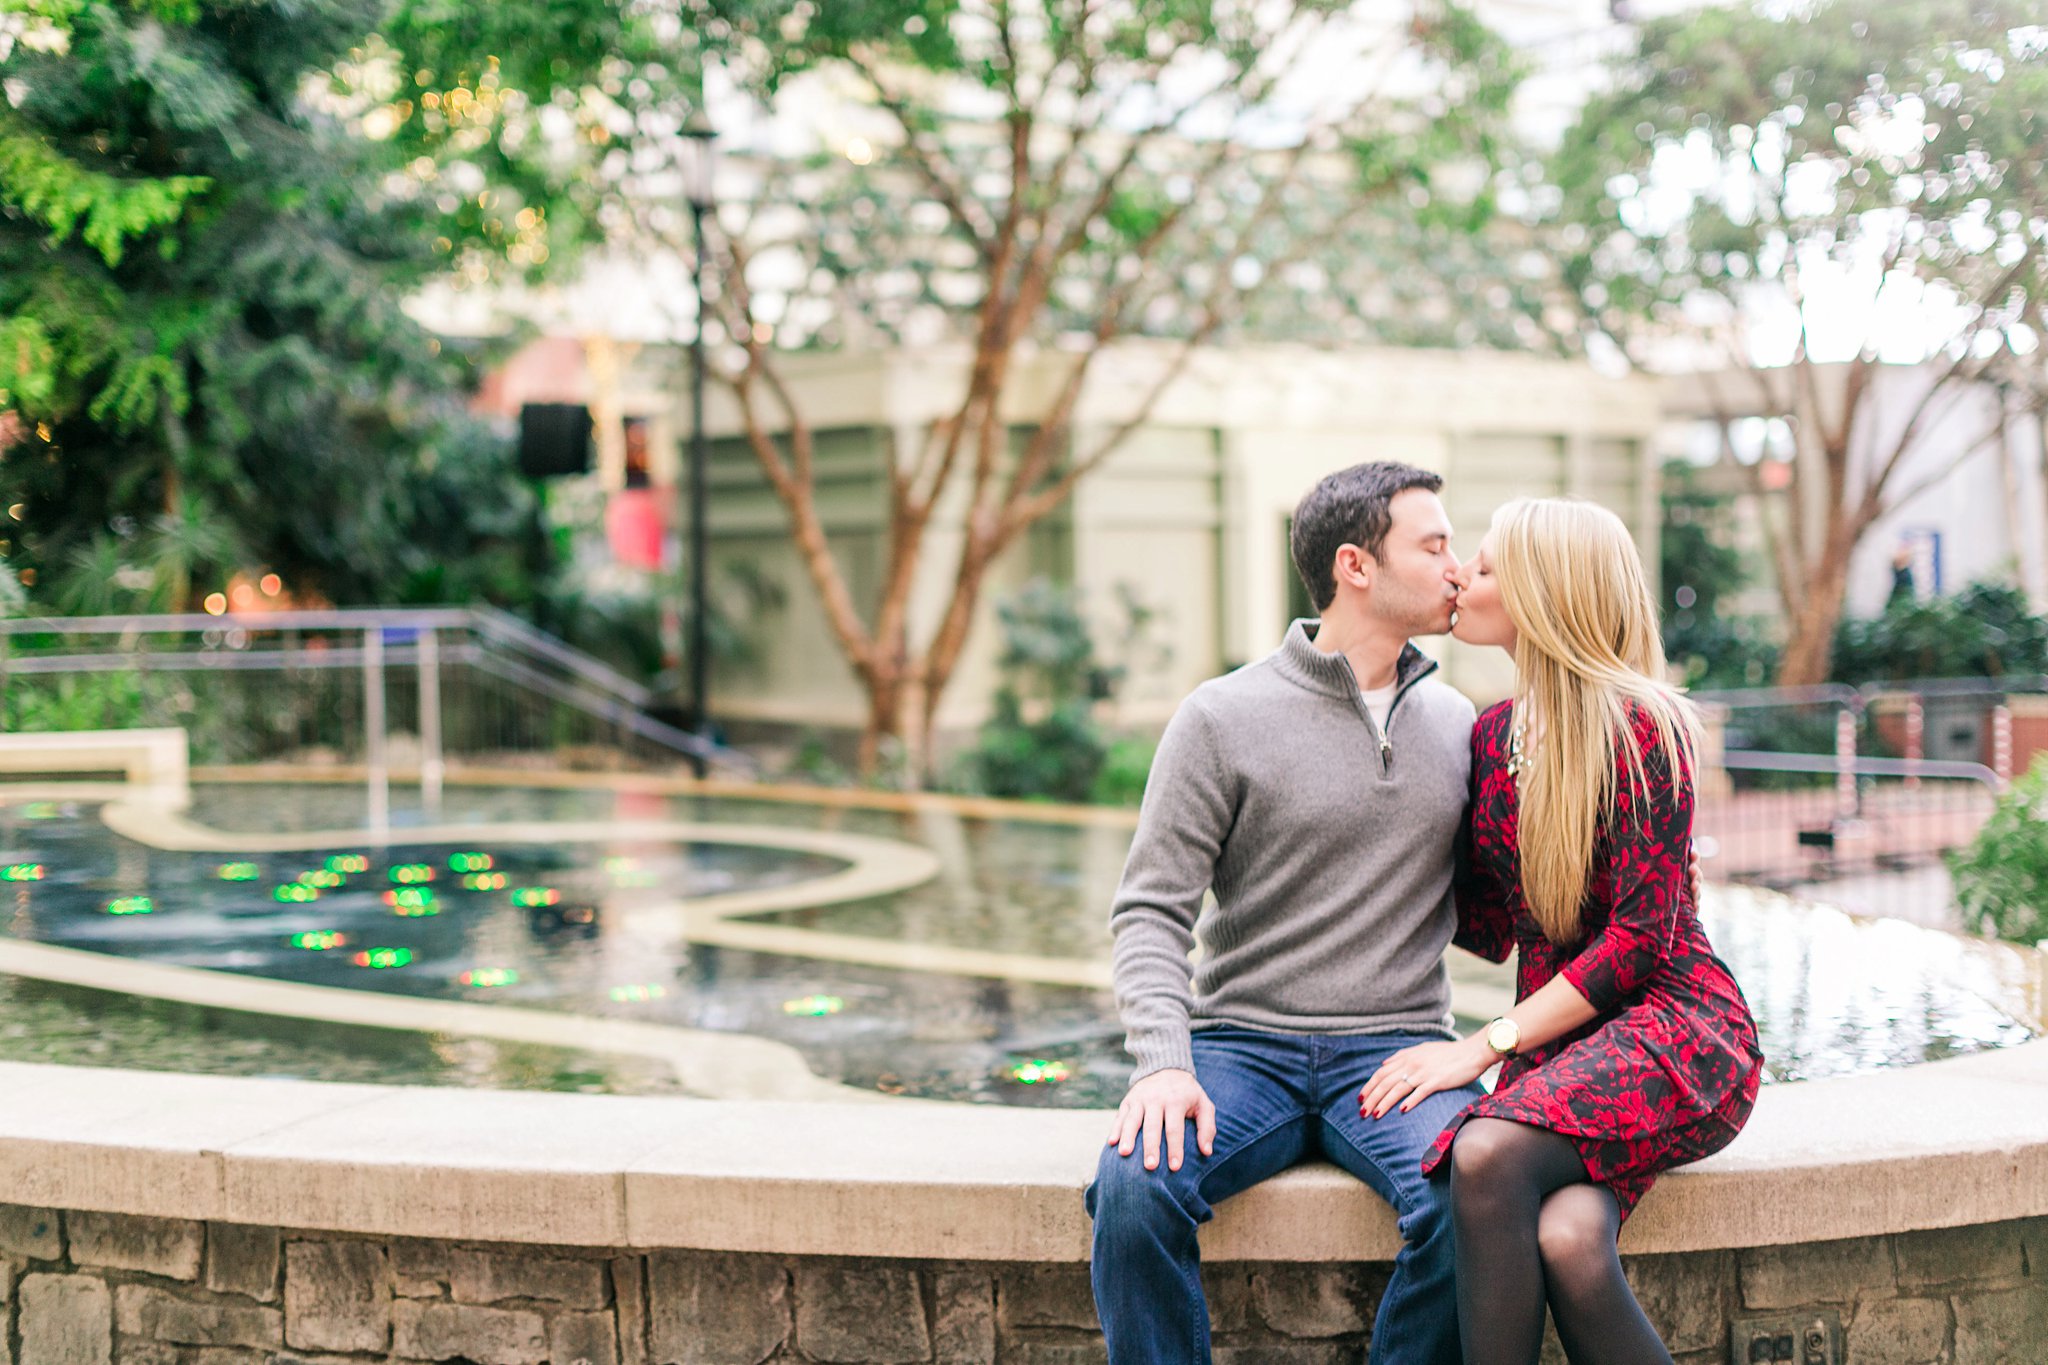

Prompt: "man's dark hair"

[1289,461,1444,612]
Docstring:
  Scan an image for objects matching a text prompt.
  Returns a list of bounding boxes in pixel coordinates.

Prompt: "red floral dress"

[1421,700,1764,1220]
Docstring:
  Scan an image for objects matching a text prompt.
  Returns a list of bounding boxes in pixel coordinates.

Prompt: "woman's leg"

[1446,1118,1593,1365]
[1537,1184,1673,1365]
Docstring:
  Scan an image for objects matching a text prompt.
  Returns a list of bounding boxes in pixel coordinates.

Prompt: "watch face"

[1487,1019,1519,1053]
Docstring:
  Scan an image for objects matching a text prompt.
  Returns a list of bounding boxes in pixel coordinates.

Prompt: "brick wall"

[0,1204,2039,1363]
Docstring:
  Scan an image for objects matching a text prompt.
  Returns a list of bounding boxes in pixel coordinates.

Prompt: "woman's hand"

[1359,1036,1495,1119]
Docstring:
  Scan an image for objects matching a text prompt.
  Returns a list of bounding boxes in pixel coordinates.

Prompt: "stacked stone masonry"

[0,1204,2038,1364]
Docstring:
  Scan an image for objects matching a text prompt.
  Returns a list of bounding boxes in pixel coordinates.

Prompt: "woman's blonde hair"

[1490,496,1700,945]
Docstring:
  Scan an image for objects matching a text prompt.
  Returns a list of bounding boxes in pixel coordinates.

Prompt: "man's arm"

[1105,696,1235,1171]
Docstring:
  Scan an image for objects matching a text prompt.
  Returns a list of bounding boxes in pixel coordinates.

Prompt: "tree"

[0,0,679,611]
[1547,0,2048,686]
[668,0,1521,776]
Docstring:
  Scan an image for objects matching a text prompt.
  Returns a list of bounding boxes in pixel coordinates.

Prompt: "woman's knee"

[1535,1187,1619,1281]
[1447,1118,1522,1188]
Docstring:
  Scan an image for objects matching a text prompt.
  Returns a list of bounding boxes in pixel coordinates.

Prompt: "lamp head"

[683,115,717,210]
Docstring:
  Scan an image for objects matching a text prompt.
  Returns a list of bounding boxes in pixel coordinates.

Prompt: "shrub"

[1091,736,1157,808]
[962,578,1162,804]
[972,693,1106,804]
[1833,581,2048,684]
[1947,757,2048,945]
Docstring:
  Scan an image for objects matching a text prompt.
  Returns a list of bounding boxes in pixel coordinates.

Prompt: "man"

[1089,461,1478,1364]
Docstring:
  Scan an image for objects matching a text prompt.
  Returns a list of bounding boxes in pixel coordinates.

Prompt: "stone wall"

[0,1204,2039,1364]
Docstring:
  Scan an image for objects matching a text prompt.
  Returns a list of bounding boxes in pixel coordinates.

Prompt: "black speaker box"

[519,403,593,478]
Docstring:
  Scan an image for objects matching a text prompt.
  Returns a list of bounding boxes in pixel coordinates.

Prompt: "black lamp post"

[683,116,717,777]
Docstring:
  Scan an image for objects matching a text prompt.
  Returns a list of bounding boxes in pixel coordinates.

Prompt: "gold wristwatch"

[1484,1016,1521,1058]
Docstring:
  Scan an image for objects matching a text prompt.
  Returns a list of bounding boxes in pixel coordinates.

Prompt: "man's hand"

[1106,1068,1216,1173]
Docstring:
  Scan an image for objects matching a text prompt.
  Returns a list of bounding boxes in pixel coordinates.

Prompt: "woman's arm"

[1360,973,1601,1118]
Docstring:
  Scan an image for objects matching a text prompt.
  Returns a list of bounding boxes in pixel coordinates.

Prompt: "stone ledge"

[0,1037,2040,1263]
[0,727,190,808]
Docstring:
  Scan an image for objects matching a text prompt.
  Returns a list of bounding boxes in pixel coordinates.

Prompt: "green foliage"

[0,314,55,408]
[0,667,246,765]
[0,0,678,615]
[963,578,1157,804]
[0,555,28,616]
[1832,582,2048,684]
[1548,0,2048,368]
[698,0,1534,353]
[786,730,851,788]
[1660,463,1779,688]
[0,127,210,265]
[1,670,150,734]
[1948,757,2048,945]
[1092,735,1156,808]
[970,692,1106,805]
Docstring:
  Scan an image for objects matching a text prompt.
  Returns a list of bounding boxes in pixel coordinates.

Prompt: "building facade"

[689,344,1665,734]
[483,338,1666,737]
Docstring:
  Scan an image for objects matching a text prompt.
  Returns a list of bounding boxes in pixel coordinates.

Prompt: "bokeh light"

[383,887,438,916]
[1009,1059,1071,1085]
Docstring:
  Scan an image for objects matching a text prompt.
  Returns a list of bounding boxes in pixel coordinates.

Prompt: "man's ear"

[1334,544,1372,591]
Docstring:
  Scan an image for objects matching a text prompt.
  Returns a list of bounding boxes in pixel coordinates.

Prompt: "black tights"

[1448,1118,1674,1365]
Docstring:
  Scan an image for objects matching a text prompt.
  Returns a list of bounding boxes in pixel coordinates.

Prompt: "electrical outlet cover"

[1729,1309,1843,1365]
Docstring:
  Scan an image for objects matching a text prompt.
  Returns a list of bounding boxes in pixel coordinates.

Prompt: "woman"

[1355,497,1763,1365]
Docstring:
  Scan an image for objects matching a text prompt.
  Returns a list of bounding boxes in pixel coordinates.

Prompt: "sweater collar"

[1273,619,1439,700]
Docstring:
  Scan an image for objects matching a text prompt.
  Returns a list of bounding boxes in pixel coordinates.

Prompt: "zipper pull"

[1379,734,1393,767]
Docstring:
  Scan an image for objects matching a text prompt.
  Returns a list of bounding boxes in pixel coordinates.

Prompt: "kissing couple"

[1088,461,1765,1364]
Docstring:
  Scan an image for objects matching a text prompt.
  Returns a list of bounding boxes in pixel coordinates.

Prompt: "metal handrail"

[1695,676,2048,710]
[469,605,656,708]
[0,608,475,634]
[0,607,656,709]
[1858,674,2048,701]
[1691,683,1862,710]
[1717,750,2001,787]
[0,607,751,774]
[0,644,484,674]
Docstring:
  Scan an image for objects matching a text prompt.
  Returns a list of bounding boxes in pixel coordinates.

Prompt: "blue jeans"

[1087,1025,1481,1365]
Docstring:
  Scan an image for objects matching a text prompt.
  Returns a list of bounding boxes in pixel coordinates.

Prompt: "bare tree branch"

[845,48,1000,263]
[706,227,876,676]
[1864,247,2039,501]
[1876,415,2008,518]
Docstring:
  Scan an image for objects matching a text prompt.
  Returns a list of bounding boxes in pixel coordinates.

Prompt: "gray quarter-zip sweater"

[1110,619,1478,1081]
